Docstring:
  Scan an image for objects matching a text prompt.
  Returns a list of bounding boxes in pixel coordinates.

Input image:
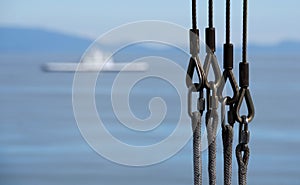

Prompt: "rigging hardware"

[219,1,238,185]
[187,2,205,185]
[187,0,255,185]
[234,1,255,185]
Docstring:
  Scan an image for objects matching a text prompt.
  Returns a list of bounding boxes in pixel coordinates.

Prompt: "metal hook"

[235,88,255,123]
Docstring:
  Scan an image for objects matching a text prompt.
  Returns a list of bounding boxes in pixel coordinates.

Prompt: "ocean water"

[0,52,300,185]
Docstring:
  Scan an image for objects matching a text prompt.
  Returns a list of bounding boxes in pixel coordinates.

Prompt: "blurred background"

[1,0,300,185]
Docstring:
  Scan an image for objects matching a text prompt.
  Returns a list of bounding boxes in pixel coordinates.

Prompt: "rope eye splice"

[186,1,207,185]
[234,0,255,185]
[235,0,255,125]
[202,1,222,185]
[186,0,255,185]
[219,1,239,185]
[186,0,209,94]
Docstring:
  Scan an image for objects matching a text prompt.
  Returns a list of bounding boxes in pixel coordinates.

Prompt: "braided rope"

[206,110,218,185]
[222,125,233,185]
[192,112,202,185]
[236,144,250,185]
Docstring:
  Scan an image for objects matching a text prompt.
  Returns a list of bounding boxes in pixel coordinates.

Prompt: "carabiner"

[238,116,250,145]
[236,116,250,167]
[235,88,255,123]
[207,81,218,110]
[188,86,205,117]
[188,86,196,117]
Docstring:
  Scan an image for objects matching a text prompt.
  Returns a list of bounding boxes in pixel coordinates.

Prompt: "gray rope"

[206,110,218,185]
[192,112,202,185]
[236,144,250,185]
[222,124,233,185]
[226,0,231,44]
[242,0,248,63]
[209,0,213,28]
[192,0,197,30]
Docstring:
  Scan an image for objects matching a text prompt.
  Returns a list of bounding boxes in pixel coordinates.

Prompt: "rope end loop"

[235,88,255,123]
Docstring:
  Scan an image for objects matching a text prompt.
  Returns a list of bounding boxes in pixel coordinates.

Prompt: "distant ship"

[42,49,148,72]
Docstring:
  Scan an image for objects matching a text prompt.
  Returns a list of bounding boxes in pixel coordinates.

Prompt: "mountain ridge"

[0,26,298,54]
[0,26,93,54]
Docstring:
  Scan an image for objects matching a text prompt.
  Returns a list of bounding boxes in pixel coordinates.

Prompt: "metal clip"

[238,116,250,145]
[207,81,218,110]
[227,104,236,125]
[188,86,205,117]
[221,97,236,128]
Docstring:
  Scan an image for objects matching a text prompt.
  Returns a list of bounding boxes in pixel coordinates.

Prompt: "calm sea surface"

[0,52,300,185]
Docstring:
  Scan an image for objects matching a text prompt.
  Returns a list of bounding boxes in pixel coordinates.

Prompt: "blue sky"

[0,0,299,46]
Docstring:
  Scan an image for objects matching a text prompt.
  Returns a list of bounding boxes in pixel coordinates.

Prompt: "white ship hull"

[42,62,148,72]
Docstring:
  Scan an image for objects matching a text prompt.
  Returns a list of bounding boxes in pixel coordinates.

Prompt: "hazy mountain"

[0,26,299,55]
[0,27,93,54]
